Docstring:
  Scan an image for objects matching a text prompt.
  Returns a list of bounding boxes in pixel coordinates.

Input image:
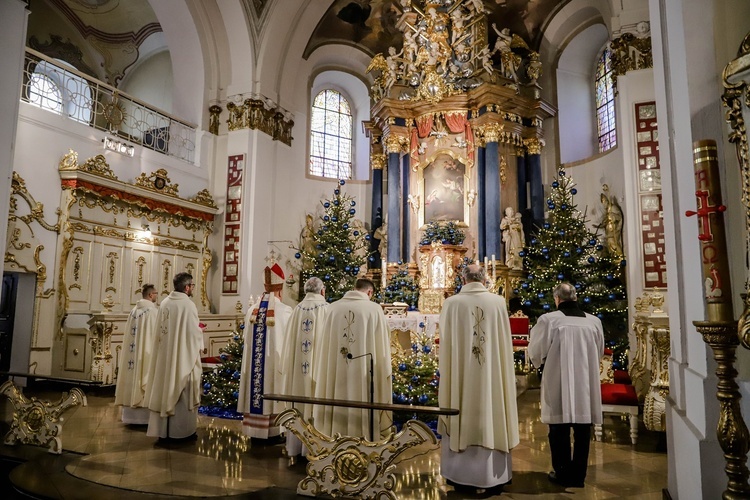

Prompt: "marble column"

[369,155,385,268]
[482,124,503,260]
[477,146,486,260]
[401,154,410,262]
[385,134,404,263]
[524,138,544,228]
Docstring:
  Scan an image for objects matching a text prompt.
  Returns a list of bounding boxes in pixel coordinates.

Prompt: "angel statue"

[597,184,624,263]
[366,54,395,100]
[500,207,524,270]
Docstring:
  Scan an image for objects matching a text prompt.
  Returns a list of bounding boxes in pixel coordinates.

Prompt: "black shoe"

[548,471,584,488]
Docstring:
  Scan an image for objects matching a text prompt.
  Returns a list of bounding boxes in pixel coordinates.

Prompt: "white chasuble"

[438,282,519,454]
[528,310,604,425]
[279,292,328,455]
[237,293,292,438]
[145,291,203,438]
[312,290,393,440]
[114,299,158,423]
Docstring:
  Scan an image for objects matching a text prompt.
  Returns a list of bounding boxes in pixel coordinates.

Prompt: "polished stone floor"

[0,381,667,499]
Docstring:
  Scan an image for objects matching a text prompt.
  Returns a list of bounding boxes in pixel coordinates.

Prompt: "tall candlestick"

[381,259,387,290]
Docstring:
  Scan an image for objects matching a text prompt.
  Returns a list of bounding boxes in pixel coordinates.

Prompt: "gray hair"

[304,277,324,294]
[553,282,577,302]
[462,264,486,284]
[173,272,193,293]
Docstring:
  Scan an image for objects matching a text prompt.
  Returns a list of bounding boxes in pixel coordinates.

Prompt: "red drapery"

[416,114,433,138]
[444,111,475,168]
[410,127,420,169]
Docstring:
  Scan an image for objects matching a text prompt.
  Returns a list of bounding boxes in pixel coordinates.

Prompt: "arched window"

[310,89,352,179]
[27,72,62,114]
[595,46,616,152]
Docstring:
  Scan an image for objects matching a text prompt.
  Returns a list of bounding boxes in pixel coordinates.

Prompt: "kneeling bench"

[265,393,458,499]
[595,383,639,445]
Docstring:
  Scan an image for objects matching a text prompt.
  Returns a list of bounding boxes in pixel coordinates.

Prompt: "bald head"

[462,264,486,284]
[553,282,577,304]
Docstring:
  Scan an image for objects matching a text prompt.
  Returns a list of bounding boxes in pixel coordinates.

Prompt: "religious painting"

[421,152,467,224]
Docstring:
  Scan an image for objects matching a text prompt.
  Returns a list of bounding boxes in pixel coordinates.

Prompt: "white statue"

[501,207,524,270]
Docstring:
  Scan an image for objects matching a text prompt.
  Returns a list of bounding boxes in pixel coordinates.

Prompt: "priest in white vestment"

[237,263,292,439]
[438,264,519,491]
[145,273,203,440]
[114,284,158,424]
[279,276,329,458]
[528,282,604,488]
[312,278,392,440]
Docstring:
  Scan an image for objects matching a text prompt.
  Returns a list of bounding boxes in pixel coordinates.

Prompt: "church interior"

[0,0,749,498]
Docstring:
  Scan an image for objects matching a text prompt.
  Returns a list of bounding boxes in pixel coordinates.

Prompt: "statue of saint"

[599,185,625,262]
[501,207,524,270]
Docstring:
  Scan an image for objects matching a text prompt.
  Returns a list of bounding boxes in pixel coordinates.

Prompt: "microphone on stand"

[347,352,375,440]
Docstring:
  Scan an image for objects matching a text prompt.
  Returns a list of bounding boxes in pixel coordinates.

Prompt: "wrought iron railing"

[20,49,196,163]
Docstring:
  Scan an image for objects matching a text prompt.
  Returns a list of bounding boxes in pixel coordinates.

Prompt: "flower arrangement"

[419,220,465,246]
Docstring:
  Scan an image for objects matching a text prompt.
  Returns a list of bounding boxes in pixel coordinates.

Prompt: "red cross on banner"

[685,189,726,241]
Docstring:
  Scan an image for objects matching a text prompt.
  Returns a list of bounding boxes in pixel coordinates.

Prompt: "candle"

[381,259,387,290]
[484,256,488,270]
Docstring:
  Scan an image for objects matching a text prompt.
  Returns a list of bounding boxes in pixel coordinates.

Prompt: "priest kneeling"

[438,264,519,493]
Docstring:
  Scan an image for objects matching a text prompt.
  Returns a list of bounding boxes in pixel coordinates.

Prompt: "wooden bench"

[264,393,458,500]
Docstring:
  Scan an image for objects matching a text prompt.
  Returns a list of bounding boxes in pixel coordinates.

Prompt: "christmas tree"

[294,180,370,302]
[514,168,628,363]
[391,326,439,430]
[376,262,420,309]
[200,325,245,419]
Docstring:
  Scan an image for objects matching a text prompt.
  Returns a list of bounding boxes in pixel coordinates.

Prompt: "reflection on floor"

[0,383,667,499]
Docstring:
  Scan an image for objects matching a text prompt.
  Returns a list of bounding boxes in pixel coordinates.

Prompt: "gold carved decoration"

[523,137,544,155]
[201,246,212,310]
[371,153,386,170]
[477,122,504,143]
[70,247,83,289]
[88,318,115,384]
[276,408,437,499]
[162,260,172,296]
[499,155,508,184]
[134,169,179,196]
[610,33,653,91]
[11,172,61,233]
[105,252,119,293]
[189,189,217,208]
[135,256,146,290]
[82,155,117,180]
[0,380,86,454]
[225,96,294,146]
[644,325,670,432]
[384,134,408,154]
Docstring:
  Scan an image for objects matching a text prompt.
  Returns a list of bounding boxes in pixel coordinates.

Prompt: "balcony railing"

[21,49,197,164]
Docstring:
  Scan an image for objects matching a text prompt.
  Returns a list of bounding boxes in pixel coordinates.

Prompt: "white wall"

[119,51,174,114]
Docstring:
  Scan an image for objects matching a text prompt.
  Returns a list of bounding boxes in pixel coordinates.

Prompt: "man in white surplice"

[528,282,604,488]
[438,264,519,492]
[312,278,392,440]
[237,263,292,439]
[145,273,203,440]
[279,276,328,458]
[114,283,158,424]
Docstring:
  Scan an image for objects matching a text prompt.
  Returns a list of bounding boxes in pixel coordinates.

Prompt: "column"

[369,154,385,268]
[483,124,503,260]
[477,146,486,260]
[524,138,544,227]
[0,1,28,279]
[516,151,527,211]
[401,154,410,262]
[385,134,403,263]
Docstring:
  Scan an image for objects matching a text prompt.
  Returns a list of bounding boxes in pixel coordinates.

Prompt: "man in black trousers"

[528,283,604,488]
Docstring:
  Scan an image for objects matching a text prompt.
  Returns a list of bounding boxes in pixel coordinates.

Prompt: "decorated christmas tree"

[376,262,420,309]
[515,168,628,363]
[200,325,245,419]
[294,180,370,302]
[391,327,439,430]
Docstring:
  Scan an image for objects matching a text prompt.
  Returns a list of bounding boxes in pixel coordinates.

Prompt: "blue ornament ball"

[606,274,613,280]
[233,371,240,380]
[324,274,331,281]
[329,255,335,262]
[588,256,596,263]
[415,360,422,367]
[399,363,408,372]
[574,283,582,290]
[620,259,627,267]
[608,293,616,300]
[518,250,525,257]
[316,244,322,250]
[531,238,537,245]
[322,225,328,231]
[571,188,577,195]
[596,245,604,251]
[345,266,351,272]
[294,252,301,259]
[411,375,420,383]
[343,224,349,230]
[597,313,604,319]
[339,179,346,185]
[353,230,359,236]
[345,247,352,253]
[334,189,340,195]
[397,260,403,265]
[368,255,375,262]
[537,292,544,298]
[232,391,239,399]
[239,324,245,330]
[543,223,550,229]
[353,266,360,273]
[422,345,432,354]
[411,343,418,352]
[419,394,429,404]
[351,200,356,206]
[324,202,330,208]
[349,209,356,215]
[365,234,371,240]
[583,296,591,303]
[521,282,529,289]
[233,335,240,341]
[561,204,567,210]
[576,247,583,254]
[548,203,556,209]
[524,300,532,307]
[563,251,570,258]
[557,274,564,280]
[331,216,338,222]
[317,230,323,236]
[220,353,228,360]
[318,252,324,259]
[559,230,565,236]
[333,201,339,207]
[543,304,551,310]
[203,382,211,390]
[541,247,548,254]
[560,170,566,176]
[552,181,559,188]
[589,239,597,245]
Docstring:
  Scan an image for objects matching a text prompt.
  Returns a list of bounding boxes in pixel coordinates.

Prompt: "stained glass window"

[595,46,616,152]
[310,89,352,179]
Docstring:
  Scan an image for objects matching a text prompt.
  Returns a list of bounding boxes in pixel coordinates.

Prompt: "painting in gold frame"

[417,150,470,227]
